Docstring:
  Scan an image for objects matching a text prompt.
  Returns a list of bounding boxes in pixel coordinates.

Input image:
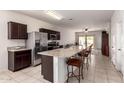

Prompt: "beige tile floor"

[0,50,123,83]
[68,51,123,83]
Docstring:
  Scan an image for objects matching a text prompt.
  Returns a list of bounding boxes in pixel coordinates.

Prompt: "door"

[111,22,116,66]
[113,21,124,71]
[119,22,124,74]
[79,35,94,48]
[87,36,94,48]
[111,34,116,65]
[115,22,122,70]
[102,32,109,56]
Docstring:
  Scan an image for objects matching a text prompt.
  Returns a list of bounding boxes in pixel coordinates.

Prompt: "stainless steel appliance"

[50,34,57,40]
[48,41,60,50]
[26,32,48,66]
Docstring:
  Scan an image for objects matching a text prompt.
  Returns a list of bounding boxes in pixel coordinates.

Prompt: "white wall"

[0,10,68,69]
[59,23,110,50]
[110,10,124,77]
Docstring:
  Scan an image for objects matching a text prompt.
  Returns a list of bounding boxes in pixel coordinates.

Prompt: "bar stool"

[78,49,89,70]
[66,57,84,83]
[77,45,93,71]
[84,51,89,70]
[86,44,93,64]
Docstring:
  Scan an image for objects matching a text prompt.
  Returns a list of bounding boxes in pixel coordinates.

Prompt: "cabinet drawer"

[15,50,31,55]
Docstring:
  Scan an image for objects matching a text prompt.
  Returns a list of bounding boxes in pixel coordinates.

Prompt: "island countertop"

[38,46,84,58]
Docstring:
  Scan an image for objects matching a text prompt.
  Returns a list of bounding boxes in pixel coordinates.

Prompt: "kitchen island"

[38,46,84,83]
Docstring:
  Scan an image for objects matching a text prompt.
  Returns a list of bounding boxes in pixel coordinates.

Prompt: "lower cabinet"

[8,50,31,72]
[41,55,53,82]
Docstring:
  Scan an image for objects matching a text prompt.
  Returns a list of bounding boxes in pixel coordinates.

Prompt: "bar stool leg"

[81,57,84,79]
[86,57,89,70]
[67,65,69,82]
[90,53,91,63]
[72,66,73,77]
[88,53,91,64]
[78,67,80,83]
[81,64,84,79]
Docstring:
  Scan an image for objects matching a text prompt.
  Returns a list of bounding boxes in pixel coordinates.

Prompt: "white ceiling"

[14,10,114,30]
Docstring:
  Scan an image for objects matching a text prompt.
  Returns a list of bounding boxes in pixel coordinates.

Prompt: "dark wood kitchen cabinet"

[41,55,53,82]
[39,28,60,40]
[8,22,28,39]
[56,32,60,40]
[8,50,31,72]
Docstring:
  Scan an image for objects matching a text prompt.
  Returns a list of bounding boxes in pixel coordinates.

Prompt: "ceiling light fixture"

[44,10,63,20]
[82,27,88,33]
[85,28,88,32]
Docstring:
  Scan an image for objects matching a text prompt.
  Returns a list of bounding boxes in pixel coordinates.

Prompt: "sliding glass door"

[79,35,94,48]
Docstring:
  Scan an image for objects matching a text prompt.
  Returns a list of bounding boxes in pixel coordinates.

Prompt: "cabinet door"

[18,24,27,39]
[14,50,31,71]
[8,22,19,39]
[41,55,53,82]
[15,55,23,70]
[22,53,31,68]
[48,33,50,40]
[57,32,60,40]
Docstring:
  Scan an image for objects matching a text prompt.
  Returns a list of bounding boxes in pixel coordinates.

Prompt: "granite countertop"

[8,48,31,52]
[8,46,31,52]
[38,46,84,58]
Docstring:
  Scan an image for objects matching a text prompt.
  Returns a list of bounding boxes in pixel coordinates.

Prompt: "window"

[79,35,94,48]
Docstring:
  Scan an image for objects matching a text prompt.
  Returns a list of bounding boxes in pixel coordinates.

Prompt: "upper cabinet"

[39,28,60,40]
[56,32,60,40]
[8,22,28,39]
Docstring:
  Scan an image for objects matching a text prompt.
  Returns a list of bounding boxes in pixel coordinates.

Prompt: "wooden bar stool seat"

[66,57,84,83]
[67,58,81,67]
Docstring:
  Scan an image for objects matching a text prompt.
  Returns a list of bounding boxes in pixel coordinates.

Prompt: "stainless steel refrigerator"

[26,31,48,66]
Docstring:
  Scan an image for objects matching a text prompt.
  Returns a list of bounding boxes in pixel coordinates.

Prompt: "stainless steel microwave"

[50,34,57,40]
